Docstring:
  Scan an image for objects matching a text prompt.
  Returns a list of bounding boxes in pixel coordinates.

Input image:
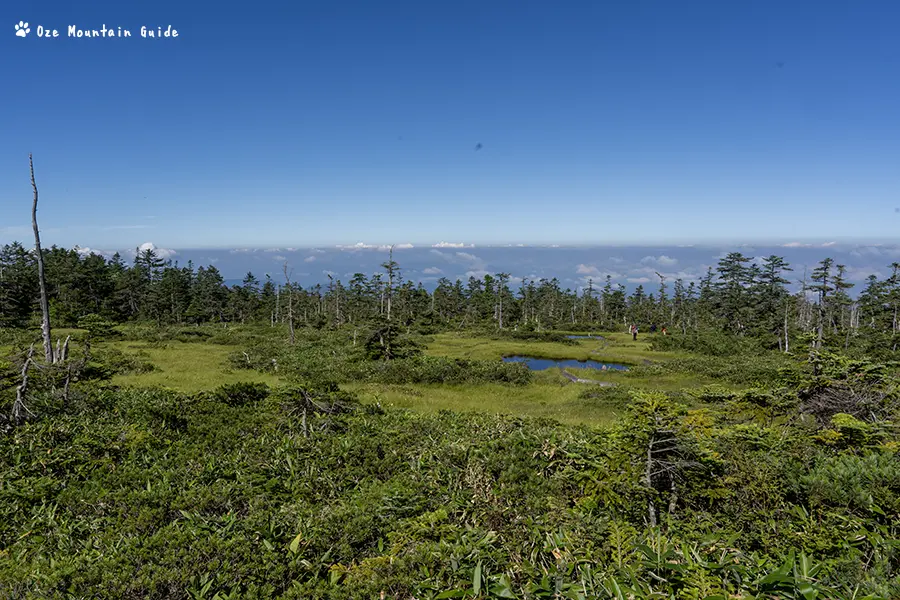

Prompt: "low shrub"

[213,381,270,407]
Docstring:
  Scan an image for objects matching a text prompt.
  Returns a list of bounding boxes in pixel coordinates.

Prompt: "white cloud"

[465,270,491,279]
[429,250,487,271]
[272,255,287,262]
[576,264,623,283]
[627,277,651,284]
[229,248,257,254]
[337,242,414,251]
[640,255,678,267]
[432,241,473,248]
[627,265,705,283]
[455,252,488,272]
[849,245,900,259]
[304,256,316,263]
[75,246,113,258]
[263,248,283,253]
[310,248,326,254]
[136,242,176,259]
[323,270,337,277]
[781,241,837,248]
[423,266,443,275]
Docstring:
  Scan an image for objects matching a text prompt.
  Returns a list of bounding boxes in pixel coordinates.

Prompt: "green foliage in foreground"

[1,375,898,599]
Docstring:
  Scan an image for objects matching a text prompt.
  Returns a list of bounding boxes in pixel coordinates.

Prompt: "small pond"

[503,355,628,371]
[565,335,605,340]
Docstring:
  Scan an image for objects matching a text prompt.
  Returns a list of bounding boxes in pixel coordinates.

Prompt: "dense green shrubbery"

[356,355,532,385]
[213,381,270,406]
[91,347,157,376]
[76,313,119,339]
[651,330,767,356]
[120,324,216,344]
[662,353,801,386]
[1,382,897,599]
[3,323,900,598]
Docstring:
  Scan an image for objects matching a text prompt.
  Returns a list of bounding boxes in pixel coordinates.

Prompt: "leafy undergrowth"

[1,378,898,599]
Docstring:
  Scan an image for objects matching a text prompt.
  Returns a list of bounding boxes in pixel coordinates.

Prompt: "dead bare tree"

[30,155,54,364]
[283,262,295,345]
[497,272,510,330]
[12,345,36,423]
[284,388,357,439]
[381,245,398,322]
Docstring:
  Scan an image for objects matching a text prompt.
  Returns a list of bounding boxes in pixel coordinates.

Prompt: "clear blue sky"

[2,0,898,250]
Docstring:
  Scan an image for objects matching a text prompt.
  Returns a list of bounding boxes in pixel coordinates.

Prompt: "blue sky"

[2,0,899,249]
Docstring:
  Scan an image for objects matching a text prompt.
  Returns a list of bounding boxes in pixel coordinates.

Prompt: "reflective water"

[503,356,628,371]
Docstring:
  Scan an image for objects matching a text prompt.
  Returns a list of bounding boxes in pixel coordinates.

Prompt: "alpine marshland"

[3,2,899,599]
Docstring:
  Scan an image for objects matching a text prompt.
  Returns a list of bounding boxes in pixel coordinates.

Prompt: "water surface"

[503,355,628,371]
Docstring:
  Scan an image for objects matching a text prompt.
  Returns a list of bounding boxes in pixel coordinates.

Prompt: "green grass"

[427,331,687,365]
[561,364,738,390]
[92,331,728,423]
[343,361,734,426]
[344,370,629,427]
[1,325,744,425]
[101,340,282,392]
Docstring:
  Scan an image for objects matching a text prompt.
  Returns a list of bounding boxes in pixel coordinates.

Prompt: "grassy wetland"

[1,247,899,599]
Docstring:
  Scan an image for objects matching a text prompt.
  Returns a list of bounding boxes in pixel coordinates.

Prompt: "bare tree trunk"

[12,345,36,423]
[783,302,790,353]
[645,441,657,527]
[816,305,825,350]
[667,477,678,519]
[275,285,281,325]
[30,155,53,364]
[300,391,311,439]
[386,245,394,322]
[283,263,295,345]
[62,365,73,409]
[56,335,70,363]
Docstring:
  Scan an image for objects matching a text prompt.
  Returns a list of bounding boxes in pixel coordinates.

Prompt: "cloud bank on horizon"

[55,240,900,295]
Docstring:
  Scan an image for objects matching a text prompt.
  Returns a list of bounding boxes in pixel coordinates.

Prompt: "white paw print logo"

[15,21,30,37]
